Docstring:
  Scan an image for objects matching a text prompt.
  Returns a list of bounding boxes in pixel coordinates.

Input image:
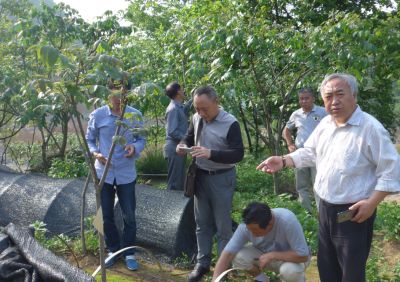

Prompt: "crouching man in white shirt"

[212,202,310,282]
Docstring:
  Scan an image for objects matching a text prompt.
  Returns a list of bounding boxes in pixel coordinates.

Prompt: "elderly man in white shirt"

[257,73,400,282]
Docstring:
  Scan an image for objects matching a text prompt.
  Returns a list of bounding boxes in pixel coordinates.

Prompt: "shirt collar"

[172,99,183,107]
[346,105,362,126]
[302,104,316,114]
[106,105,121,117]
[212,108,223,122]
[106,105,112,116]
[329,105,362,127]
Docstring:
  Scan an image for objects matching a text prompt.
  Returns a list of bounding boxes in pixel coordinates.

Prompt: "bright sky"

[53,0,130,23]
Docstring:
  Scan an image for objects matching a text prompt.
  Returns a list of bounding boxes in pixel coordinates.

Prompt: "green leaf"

[37,46,60,68]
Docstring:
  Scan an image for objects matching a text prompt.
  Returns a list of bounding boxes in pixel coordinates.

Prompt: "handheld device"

[180,146,193,153]
[337,209,356,223]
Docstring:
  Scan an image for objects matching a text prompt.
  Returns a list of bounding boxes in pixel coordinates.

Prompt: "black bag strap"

[192,118,203,164]
[195,118,204,145]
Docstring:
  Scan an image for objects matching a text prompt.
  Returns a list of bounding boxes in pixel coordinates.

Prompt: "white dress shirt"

[290,106,400,204]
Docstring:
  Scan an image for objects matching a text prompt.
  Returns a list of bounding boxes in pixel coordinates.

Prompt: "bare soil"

[68,194,400,281]
[69,237,400,282]
[69,254,189,282]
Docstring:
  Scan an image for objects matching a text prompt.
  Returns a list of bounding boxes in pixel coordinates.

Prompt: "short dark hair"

[165,81,181,99]
[298,87,314,97]
[194,85,218,100]
[242,202,272,229]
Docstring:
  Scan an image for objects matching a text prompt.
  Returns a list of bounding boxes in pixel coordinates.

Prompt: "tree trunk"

[238,101,252,153]
[59,113,69,158]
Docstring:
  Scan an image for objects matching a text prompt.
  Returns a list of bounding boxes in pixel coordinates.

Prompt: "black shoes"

[188,265,210,282]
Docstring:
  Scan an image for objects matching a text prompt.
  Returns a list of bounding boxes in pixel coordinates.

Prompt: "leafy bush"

[366,242,395,282]
[48,157,88,178]
[46,133,89,178]
[136,145,167,174]
[31,218,99,257]
[236,155,274,194]
[7,141,42,172]
[30,221,72,255]
[394,261,400,280]
[375,201,400,241]
[72,217,99,255]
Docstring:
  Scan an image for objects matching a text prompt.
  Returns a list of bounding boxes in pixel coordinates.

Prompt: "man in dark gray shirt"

[177,85,244,282]
[164,81,192,190]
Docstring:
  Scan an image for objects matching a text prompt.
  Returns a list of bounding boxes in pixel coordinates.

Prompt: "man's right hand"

[93,152,107,165]
[256,156,283,174]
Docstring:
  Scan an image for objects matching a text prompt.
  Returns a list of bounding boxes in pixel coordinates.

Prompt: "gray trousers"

[194,168,236,268]
[166,153,186,191]
[295,167,318,212]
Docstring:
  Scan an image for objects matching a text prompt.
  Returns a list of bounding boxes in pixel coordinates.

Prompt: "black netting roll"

[0,223,94,282]
[0,166,196,259]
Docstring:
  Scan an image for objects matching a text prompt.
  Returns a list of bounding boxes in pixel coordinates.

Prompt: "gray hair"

[194,85,218,100]
[319,73,358,97]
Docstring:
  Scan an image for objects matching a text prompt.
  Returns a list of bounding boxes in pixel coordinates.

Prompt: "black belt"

[320,199,355,208]
[196,167,233,175]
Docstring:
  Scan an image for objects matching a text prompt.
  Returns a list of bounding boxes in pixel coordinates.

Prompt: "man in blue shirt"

[282,88,327,212]
[164,81,192,190]
[86,91,146,270]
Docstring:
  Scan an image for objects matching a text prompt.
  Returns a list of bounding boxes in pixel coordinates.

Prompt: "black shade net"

[0,223,94,282]
[0,166,196,259]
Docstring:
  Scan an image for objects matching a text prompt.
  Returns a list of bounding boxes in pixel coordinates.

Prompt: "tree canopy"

[0,0,399,180]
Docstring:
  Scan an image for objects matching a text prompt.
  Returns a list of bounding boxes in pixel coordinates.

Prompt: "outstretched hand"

[256,156,283,174]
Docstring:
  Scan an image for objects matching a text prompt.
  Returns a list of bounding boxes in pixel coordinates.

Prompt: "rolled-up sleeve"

[86,112,99,154]
[370,126,400,193]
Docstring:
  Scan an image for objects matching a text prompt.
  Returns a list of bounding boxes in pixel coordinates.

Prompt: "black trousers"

[318,199,376,282]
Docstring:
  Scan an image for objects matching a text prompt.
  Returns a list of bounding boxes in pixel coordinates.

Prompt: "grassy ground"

[74,235,400,281]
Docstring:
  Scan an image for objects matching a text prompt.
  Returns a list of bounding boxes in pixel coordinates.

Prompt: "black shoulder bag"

[184,119,203,198]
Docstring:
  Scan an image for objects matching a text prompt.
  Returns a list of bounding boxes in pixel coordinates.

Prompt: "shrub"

[236,155,274,194]
[375,201,400,241]
[136,145,167,174]
[48,157,88,178]
[7,141,42,172]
